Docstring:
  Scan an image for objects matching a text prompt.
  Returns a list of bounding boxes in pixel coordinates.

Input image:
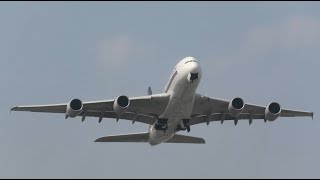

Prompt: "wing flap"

[80,111,155,125]
[190,110,313,126]
[190,113,265,126]
[11,104,66,113]
[281,109,314,118]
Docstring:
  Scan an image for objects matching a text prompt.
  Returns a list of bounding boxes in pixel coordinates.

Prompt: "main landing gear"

[176,119,191,133]
[155,119,192,133]
[155,118,168,133]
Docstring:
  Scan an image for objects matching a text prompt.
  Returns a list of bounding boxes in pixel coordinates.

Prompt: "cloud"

[96,35,156,72]
[97,35,134,69]
[244,16,320,55]
[206,16,320,70]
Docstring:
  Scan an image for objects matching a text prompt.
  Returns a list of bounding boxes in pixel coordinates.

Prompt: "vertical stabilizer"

[148,86,152,95]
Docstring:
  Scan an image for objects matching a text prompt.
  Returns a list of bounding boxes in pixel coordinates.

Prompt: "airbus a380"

[11,57,314,146]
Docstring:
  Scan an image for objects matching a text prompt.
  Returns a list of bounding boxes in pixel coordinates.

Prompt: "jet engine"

[66,98,83,118]
[265,102,281,121]
[228,97,245,117]
[113,95,130,115]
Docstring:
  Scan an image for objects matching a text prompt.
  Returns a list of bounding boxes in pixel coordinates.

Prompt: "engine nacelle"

[265,102,281,121]
[66,98,83,118]
[228,97,245,117]
[113,95,130,115]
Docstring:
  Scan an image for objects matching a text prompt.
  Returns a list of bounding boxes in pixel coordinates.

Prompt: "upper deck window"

[164,71,178,93]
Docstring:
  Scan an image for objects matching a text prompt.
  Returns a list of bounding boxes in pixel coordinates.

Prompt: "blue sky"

[1,2,320,178]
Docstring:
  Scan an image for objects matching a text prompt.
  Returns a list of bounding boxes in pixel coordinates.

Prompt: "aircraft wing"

[11,93,170,125]
[189,94,314,126]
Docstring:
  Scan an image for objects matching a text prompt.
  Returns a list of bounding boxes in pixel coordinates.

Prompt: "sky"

[0,1,320,178]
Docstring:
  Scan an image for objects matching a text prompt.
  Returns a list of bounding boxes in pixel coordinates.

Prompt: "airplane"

[11,56,314,146]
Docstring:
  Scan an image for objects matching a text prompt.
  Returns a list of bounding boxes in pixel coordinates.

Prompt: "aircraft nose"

[187,61,201,74]
[186,62,201,83]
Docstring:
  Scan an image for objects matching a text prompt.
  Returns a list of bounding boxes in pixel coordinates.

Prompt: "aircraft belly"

[149,127,174,146]
[149,97,195,145]
[150,63,201,145]
[149,94,195,145]
[161,80,197,118]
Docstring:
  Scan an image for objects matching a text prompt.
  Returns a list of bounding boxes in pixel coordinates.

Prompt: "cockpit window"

[185,60,197,64]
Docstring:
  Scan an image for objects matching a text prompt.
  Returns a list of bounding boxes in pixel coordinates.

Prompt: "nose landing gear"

[187,73,199,83]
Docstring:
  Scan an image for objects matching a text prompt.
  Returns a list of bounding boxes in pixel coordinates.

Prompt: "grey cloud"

[205,16,320,71]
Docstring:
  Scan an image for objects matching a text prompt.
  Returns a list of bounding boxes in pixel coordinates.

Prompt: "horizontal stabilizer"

[165,134,205,144]
[94,132,149,143]
[94,133,205,144]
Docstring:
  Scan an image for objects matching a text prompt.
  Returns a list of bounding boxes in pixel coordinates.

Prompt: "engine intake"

[66,98,83,118]
[113,95,130,115]
[265,102,281,121]
[228,97,245,117]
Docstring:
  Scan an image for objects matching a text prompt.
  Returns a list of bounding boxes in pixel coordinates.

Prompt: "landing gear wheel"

[186,125,191,133]
[163,126,168,133]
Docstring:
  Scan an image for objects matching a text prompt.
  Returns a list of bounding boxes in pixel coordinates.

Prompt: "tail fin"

[148,86,152,95]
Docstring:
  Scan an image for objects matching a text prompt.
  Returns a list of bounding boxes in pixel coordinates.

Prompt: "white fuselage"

[148,57,202,146]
